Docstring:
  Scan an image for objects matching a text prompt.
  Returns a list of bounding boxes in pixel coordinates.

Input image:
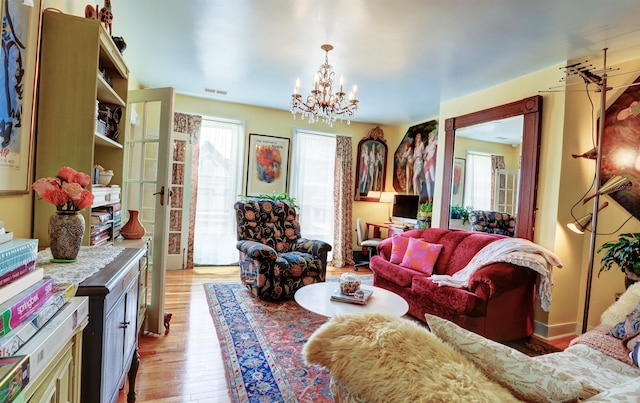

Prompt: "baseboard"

[533,320,579,340]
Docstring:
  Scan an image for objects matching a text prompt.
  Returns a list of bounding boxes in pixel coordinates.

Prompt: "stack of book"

[112,202,122,239]
[90,209,113,246]
[0,239,76,358]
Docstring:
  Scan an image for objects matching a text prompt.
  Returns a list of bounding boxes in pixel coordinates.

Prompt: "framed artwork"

[392,120,438,202]
[246,133,290,196]
[451,157,466,207]
[355,126,388,201]
[0,0,42,194]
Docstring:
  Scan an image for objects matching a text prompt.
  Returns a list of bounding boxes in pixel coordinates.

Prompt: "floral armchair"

[234,199,332,300]
[469,209,516,237]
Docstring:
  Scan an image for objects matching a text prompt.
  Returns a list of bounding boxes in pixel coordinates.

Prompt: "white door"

[494,169,518,215]
[167,131,192,269]
[124,87,174,334]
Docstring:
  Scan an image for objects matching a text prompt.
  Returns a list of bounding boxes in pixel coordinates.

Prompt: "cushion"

[609,303,640,339]
[601,281,640,327]
[304,313,519,402]
[631,341,640,367]
[389,235,410,264]
[425,314,585,402]
[399,237,443,275]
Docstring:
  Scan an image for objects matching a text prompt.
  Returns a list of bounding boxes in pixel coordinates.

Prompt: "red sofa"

[370,228,538,342]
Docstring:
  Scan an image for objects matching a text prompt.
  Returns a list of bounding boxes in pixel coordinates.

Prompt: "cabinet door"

[26,343,75,403]
[123,275,140,365]
[103,295,126,402]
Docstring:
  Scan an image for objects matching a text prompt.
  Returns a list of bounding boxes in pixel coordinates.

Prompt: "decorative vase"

[121,210,145,239]
[49,211,85,261]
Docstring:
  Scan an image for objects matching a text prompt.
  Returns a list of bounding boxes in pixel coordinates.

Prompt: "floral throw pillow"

[609,303,640,339]
[389,235,410,264]
[425,314,585,402]
[399,237,443,275]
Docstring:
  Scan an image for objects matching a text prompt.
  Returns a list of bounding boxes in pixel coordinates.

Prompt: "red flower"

[32,166,95,211]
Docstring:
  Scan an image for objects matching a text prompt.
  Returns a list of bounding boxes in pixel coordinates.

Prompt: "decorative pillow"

[399,238,443,275]
[630,340,640,367]
[389,235,410,264]
[601,281,640,327]
[425,314,585,402]
[609,303,640,339]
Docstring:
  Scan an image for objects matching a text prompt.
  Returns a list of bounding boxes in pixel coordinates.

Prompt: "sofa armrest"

[236,240,278,261]
[584,377,640,401]
[377,237,393,259]
[292,238,332,255]
[467,263,537,299]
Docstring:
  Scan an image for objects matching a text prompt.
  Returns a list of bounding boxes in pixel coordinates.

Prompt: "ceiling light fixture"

[291,44,359,126]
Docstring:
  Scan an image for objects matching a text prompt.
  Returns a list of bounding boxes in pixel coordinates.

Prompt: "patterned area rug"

[205,275,559,402]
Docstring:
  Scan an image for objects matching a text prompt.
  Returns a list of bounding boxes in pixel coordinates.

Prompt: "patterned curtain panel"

[173,112,202,269]
[331,135,355,267]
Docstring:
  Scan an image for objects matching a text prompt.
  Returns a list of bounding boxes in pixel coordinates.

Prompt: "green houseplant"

[450,205,472,224]
[597,233,640,284]
[417,202,432,229]
[241,192,299,208]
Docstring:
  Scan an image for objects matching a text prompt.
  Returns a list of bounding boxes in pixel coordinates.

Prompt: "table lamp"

[379,191,397,222]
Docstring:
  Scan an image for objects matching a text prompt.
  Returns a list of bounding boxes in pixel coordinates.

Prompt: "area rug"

[205,275,559,402]
[502,336,562,356]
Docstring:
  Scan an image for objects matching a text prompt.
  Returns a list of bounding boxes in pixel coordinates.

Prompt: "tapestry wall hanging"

[392,120,438,202]
[601,74,640,220]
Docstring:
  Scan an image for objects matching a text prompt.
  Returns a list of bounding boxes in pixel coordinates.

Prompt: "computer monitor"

[391,194,419,225]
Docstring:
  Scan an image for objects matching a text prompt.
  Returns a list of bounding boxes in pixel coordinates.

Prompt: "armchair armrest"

[467,263,537,300]
[292,238,332,255]
[236,240,278,261]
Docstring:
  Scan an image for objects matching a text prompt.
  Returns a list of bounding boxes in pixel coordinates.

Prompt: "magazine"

[330,288,373,305]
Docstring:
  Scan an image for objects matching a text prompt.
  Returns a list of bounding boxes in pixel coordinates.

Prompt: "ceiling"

[112,0,640,126]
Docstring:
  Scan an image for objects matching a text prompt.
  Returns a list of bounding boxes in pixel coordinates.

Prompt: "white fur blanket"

[430,238,563,311]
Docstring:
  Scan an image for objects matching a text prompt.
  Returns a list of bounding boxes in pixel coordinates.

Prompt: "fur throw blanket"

[303,313,519,402]
[430,237,563,311]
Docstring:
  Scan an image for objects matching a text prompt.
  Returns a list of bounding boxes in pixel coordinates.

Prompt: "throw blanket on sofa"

[430,238,563,311]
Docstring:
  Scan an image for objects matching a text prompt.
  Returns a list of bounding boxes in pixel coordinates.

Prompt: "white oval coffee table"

[294,282,409,317]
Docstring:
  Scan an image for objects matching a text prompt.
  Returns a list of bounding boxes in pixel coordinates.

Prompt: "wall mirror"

[440,95,542,240]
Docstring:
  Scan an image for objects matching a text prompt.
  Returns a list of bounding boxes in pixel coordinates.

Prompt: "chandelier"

[291,44,359,126]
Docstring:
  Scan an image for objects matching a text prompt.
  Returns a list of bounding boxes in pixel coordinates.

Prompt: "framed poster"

[0,0,42,194]
[451,157,466,207]
[355,127,388,201]
[246,133,290,196]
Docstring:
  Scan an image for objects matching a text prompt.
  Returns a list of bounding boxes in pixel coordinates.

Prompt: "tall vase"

[49,211,85,261]
[121,210,145,240]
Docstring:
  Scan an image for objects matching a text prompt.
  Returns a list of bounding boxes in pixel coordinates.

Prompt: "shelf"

[94,132,123,148]
[97,74,125,106]
[98,28,128,79]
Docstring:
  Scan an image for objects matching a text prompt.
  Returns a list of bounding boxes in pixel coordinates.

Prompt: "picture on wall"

[354,126,387,201]
[0,0,42,194]
[452,157,465,207]
[600,73,640,220]
[245,133,290,197]
[392,120,438,202]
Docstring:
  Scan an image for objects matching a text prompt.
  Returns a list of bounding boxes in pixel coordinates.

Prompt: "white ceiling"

[111,0,640,126]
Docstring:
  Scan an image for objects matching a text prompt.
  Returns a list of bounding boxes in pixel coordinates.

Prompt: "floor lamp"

[566,49,633,334]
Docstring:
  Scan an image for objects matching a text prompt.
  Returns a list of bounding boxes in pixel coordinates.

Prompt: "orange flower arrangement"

[32,166,95,211]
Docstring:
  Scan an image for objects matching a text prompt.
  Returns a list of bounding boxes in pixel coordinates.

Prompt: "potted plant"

[450,205,472,224]
[417,202,432,229]
[597,233,640,287]
[241,192,299,208]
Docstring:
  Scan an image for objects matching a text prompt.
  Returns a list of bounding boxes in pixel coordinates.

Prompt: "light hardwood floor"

[116,265,573,402]
[116,265,369,403]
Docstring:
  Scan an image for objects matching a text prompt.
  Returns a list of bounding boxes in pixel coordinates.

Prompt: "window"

[193,118,245,265]
[289,129,336,260]
[464,151,492,210]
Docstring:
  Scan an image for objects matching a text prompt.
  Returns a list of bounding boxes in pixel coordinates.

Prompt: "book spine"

[0,285,74,357]
[0,240,39,277]
[0,279,56,337]
[0,355,29,401]
[0,261,35,289]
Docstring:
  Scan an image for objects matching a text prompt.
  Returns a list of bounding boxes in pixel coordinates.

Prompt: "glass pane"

[143,143,158,181]
[172,163,184,185]
[126,142,143,181]
[144,101,161,140]
[171,187,183,208]
[173,140,186,162]
[169,210,181,231]
[168,233,181,254]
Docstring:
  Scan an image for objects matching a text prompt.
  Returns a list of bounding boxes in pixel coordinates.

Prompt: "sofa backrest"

[406,228,504,276]
[234,199,301,252]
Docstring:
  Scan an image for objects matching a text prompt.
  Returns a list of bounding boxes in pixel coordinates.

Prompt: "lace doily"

[37,246,125,285]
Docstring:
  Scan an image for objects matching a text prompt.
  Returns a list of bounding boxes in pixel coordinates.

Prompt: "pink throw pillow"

[400,237,443,275]
[390,236,410,264]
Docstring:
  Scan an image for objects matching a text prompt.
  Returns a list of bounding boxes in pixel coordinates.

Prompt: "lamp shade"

[583,176,632,204]
[379,191,396,203]
[568,201,609,234]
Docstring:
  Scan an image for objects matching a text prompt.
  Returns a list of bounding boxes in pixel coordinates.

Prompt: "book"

[0,355,29,402]
[0,283,75,357]
[0,240,38,278]
[17,297,88,381]
[0,261,35,290]
[0,279,56,337]
[330,288,373,305]
[0,269,44,306]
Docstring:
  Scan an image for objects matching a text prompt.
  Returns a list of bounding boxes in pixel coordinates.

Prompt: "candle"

[294,78,300,95]
[339,75,344,93]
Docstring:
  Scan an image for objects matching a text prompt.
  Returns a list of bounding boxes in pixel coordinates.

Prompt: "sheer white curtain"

[465,151,492,210]
[290,129,336,261]
[193,118,245,265]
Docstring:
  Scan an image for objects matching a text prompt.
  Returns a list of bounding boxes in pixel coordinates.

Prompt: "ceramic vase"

[121,209,145,239]
[49,211,85,261]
